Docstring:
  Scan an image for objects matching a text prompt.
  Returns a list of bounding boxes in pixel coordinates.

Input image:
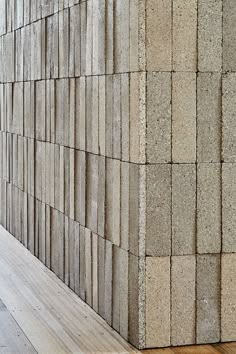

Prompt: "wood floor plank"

[0,226,138,354]
[213,343,236,354]
[0,300,37,353]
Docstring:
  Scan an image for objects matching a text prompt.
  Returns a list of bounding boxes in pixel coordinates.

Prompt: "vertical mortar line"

[220,0,224,342]
[195,0,199,344]
[170,0,174,347]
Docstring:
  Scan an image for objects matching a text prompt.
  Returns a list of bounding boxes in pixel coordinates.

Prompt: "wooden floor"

[0,226,235,354]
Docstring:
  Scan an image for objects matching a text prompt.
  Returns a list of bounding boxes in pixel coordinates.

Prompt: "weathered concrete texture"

[146,256,170,348]
[198,0,222,72]
[197,164,221,254]
[221,254,236,341]
[173,0,197,71]
[222,163,236,252]
[197,73,221,162]
[146,72,171,163]
[171,256,196,346]
[172,164,196,256]
[146,164,171,257]
[146,0,172,71]
[222,73,236,162]
[223,0,236,71]
[172,73,196,163]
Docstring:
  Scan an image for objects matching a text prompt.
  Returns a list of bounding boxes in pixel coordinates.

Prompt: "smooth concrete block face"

[86,154,98,234]
[222,163,236,252]
[197,73,221,162]
[223,0,236,71]
[197,164,221,254]
[146,72,171,164]
[173,0,197,71]
[221,254,236,341]
[197,255,221,301]
[146,0,172,71]
[222,73,236,162]
[146,256,170,348]
[172,164,196,256]
[198,0,222,72]
[146,164,171,257]
[171,255,196,346]
[172,73,196,163]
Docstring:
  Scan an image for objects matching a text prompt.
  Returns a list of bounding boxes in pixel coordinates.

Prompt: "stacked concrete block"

[0,0,235,350]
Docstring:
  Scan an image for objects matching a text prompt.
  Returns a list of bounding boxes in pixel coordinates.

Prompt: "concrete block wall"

[0,0,235,350]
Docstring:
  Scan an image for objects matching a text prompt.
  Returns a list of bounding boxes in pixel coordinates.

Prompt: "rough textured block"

[197,164,221,254]
[223,0,236,71]
[146,256,170,348]
[171,255,196,346]
[173,0,197,71]
[146,0,172,71]
[172,164,196,256]
[222,163,236,252]
[222,73,236,162]
[197,73,221,162]
[198,0,222,72]
[172,73,196,163]
[146,72,171,163]
[146,164,171,256]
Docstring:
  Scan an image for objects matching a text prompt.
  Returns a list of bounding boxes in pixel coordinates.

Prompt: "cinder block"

[197,73,221,162]
[79,225,85,301]
[52,13,59,78]
[172,164,196,255]
[45,204,51,269]
[35,80,46,141]
[80,1,87,76]
[223,0,236,71]
[130,72,146,164]
[146,0,172,71]
[146,72,171,163]
[97,156,105,238]
[146,164,171,256]
[105,0,113,74]
[114,0,129,73]
[197,299,220,344]
[59,145,65,213]
[105,75,113,158]
[69,79,75,149]
[106,158,120,246]
[112,246,120,332]
[85,0,92,76]
[121,162,129,251]
[197,163,221,254]
[221,254,236,341]
[222,163,236,252]
[222,73,236,162]
[98,236,105,319]
[171,255,196,346]
[86,153,98,233]
[146,256,170,348]
[119,249,129,340]
[198,0,222,72]
[196,255,220,343]
[98,76,106,156]
[129,163,139,256]
[75,77,86,151]
[64,147,70,216]
[85,228,92,307]
[74,5,80,77]
[173,0,197,71]
[93,0,105,75]
[128,253,139,347]
[172,72,196,163]
[58,9,69,78]
[104,240,112,324]
[74,221,80,294]
[121,74,130,161]
[75,150,86,226]
[92,233,98,312]
[69,149,75,220]
[112,75,121,159]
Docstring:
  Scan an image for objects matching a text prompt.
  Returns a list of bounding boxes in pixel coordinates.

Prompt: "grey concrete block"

[98,76,106,157]
[172,73,196,163]
[222,73,236,162]
[112,75,121,159]
[146,72,171,163]
[197,299,220,344]
[85,228,92,307]
[104,240,112,325]
[92,233,98,312]
[92,0,105,75]
[146,256,170,348]
[223,0,236,71]
[197,254,221,300]
[114,0,129,73]
[222,163,236,252]
[121,162,129,251]
[146,0,172,71]
[121,74,130,161]
[86,154,98,234]
[75,150,86,226]
[197,73,221,162]
[146,164,171,256]
[105,0,113,74]
[173,0,197,71]
[172,164,196,255]
[197,164,221,254]
[97,156,105,238]
[171,255,196,346]
[221,254,236,341]
[198,0,222,72]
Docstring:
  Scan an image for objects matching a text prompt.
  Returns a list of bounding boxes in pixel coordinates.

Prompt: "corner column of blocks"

[0,0,236,350]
